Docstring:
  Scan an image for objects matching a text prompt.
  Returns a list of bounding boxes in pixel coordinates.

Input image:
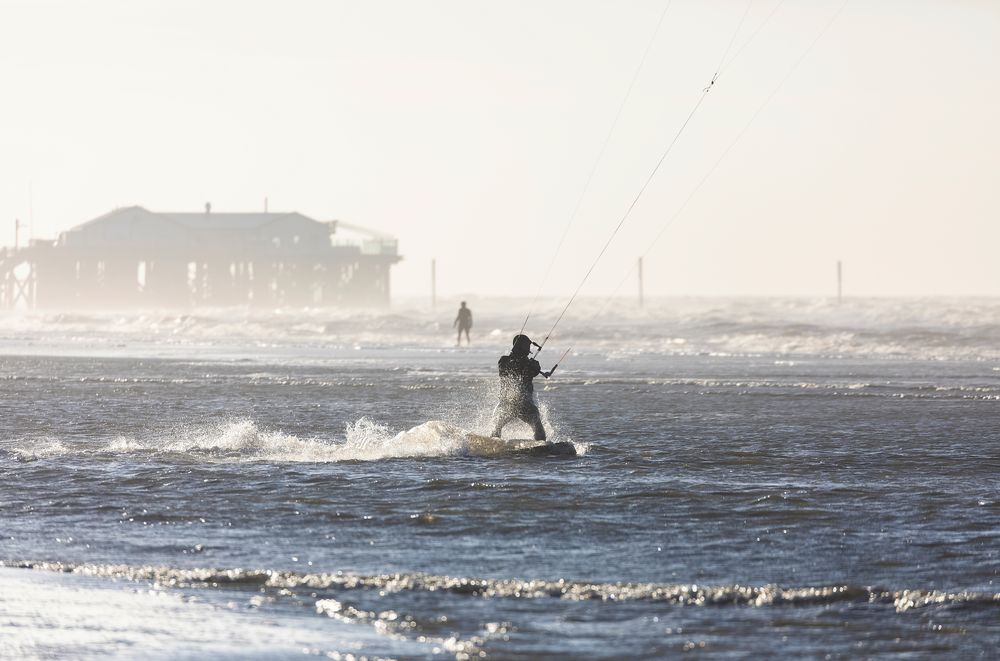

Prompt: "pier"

[0,206,401,309]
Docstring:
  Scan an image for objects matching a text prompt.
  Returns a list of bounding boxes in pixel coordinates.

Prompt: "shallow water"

[1,298,999,658]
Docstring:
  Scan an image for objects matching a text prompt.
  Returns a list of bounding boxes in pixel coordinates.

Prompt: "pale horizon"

[2,0,997,299]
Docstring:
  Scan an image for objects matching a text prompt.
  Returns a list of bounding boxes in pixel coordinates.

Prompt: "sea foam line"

[8,561,998,613]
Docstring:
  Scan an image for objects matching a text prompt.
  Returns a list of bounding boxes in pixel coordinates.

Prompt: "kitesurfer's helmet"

[512,334,532,355]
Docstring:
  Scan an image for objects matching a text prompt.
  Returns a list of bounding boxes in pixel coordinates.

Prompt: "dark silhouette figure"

[454,301,472,346]
[490,334,553,440]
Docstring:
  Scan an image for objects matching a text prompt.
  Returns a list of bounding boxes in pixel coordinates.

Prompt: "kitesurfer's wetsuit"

[490,351,547,440]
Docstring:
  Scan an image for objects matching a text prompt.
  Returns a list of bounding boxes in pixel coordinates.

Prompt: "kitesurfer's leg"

[521,402,546,441]
[490,403,513,438]
[530,416,546,441]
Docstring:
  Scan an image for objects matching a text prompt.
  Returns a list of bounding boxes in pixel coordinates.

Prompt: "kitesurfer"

[454,301,473,346]
[490,334,553,440]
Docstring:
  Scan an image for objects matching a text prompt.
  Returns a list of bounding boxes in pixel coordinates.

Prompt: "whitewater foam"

[9,439,69,462]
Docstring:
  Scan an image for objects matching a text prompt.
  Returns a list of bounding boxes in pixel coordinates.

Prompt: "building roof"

[164,211,323,231]
[58,206,399,261]
[74,206,327,232]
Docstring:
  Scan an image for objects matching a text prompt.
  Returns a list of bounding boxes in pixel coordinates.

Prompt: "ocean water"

[1,297,998,659]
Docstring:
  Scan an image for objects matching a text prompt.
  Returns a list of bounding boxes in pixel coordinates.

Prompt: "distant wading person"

[454,301,472,346]
[490,334,553,441]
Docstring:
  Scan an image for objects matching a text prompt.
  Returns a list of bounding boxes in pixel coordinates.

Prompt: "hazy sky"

[1,0,997,298]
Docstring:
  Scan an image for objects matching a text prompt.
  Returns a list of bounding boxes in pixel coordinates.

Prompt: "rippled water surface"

[2,298,999,658]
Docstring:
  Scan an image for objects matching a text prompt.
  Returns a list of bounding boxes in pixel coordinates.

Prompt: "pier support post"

[431,258,437,310]
[837,260,842,305]
[638,257,644,308]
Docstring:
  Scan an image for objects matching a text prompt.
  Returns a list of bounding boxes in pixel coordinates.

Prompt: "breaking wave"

[1,297,998,360]
[7,419,585,463]
[9,561,1000,614]
[546,376,1000,400]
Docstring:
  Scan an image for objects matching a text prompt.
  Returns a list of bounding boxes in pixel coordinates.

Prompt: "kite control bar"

[543,347,573,378]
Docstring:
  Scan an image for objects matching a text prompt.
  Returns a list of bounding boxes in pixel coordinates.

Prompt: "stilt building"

[0,205,401,309]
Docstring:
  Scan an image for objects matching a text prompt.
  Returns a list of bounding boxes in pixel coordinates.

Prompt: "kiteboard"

[463,433,579,458]
[515,441,578,457]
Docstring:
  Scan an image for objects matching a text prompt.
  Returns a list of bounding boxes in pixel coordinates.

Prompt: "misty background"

[1,0,997,299]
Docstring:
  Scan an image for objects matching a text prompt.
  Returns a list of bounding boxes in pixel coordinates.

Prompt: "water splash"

[6,418,584,464]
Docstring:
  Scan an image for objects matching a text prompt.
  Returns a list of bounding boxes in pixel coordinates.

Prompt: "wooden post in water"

[637,256,644,308]
[431,258,437,309]
[837,260,842,305]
